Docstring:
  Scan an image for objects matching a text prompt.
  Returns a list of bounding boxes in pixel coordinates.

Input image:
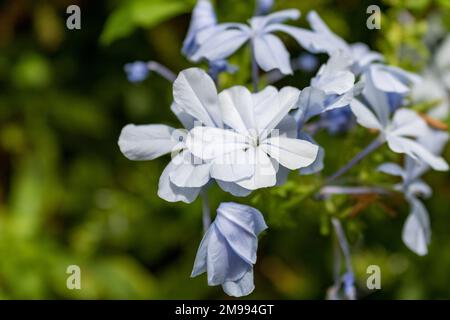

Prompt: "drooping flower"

[378,130,449,255]
[350,74,449,171]
[124,61,149,83]
[186,85,319,191]
[191,9,329,75]
[118,68,224,204]
[191,202,268,297]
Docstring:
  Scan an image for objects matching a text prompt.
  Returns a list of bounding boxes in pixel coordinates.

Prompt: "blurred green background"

[0,0,449,299]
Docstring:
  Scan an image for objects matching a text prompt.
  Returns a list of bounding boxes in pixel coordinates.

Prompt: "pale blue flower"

[378,130,449,255]
[350,74,449,172]
[255,0,274,16]
[191,9,327,75]
[124,61,149,83]
[191,202,268,297]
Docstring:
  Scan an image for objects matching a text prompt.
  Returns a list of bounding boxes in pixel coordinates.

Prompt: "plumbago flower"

[378,130,449,255]
[191,202,268,297]
[186,85,319,191]
[350,74,449,172]
[301,11,421,112]
[191,9,326,75]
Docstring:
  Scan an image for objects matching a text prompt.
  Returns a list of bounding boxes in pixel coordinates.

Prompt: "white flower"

[186,85,319,191]
[350,75,449,171]
[191,9,325,75]
[378,130,449,255]
[118,68,224,204]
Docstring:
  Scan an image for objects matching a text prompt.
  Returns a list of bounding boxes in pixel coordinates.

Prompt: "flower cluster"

[118,0,449,298]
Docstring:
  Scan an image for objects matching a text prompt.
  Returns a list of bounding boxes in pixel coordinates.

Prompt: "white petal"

[370,64,410,93]
[261,136,319,170]
[253,86,300,135]
[173,68,222,128]
[118,124,179,160]
[157,161,201,203]
[294,86,327,122]
[254,33,292,74]
[191,226,212,277]
[349,99,383,130]
[363,68,390,127]
[312,52,355,95]
[171,102,195,130]
[191,27,250,62]
[261,86,300,136]
[298,133,324,175]
[390,109,429,138]
[386,135,449,171]
[236,147,277,190]
[250,9,300,30]
[377,162,405,177]
[186,127,249,160]
[219,86,255,134]
[265,24,337,54]
[402,196,431,256]
[169,151,212,188]
[210,149,254,182]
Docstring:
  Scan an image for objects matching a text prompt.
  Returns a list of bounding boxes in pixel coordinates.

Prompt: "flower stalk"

[146,61,176,82]
[325,136,385,184]
[201,189,211,232]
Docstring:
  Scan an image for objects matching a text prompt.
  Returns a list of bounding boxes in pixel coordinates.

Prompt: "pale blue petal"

[294,86,327,124]
[173,68,223,128]
[402,196,431,256]
[298,133,324,175]
[191,26,250,62]
[377,162,405,177]
[254,33,293,74]
[169,151,212,188]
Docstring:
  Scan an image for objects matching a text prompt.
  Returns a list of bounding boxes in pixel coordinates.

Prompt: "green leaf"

[100,0,193,46]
